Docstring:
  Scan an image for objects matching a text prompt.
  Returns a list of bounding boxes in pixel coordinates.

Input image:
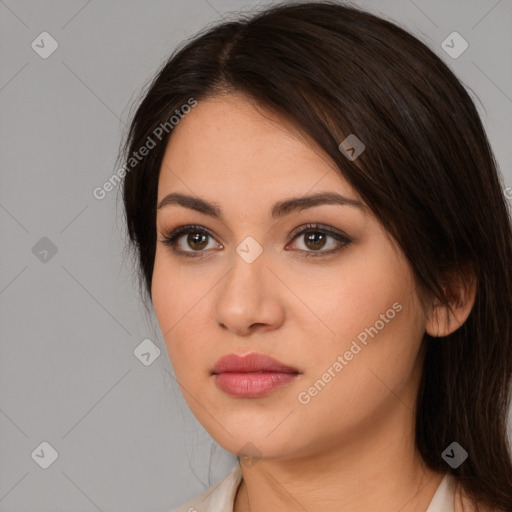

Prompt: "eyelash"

[158,223,352,259]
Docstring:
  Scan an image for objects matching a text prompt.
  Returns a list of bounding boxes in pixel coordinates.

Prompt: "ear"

[425,263,477,338]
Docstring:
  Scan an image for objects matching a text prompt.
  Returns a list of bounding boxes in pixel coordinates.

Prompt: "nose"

[214,245,285,337]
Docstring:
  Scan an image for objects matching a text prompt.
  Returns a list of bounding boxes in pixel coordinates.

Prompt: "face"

[152,93,429,461]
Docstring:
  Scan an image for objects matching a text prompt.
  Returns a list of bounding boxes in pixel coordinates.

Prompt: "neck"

[233,390,445,512]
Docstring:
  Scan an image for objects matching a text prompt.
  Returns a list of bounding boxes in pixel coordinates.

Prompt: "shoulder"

[170,465,243,512]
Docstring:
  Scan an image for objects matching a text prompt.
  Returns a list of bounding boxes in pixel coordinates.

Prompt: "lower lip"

[213,372,299,397]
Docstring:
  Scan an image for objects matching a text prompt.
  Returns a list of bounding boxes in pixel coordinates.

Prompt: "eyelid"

[287,223,350,242]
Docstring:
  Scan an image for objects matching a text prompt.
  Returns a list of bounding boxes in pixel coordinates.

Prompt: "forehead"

[157,94,361,210]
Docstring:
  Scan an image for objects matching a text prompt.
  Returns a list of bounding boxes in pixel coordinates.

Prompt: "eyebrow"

[157,191,366,219]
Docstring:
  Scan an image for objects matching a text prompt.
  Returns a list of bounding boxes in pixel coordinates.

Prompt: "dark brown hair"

[119,1,512,509]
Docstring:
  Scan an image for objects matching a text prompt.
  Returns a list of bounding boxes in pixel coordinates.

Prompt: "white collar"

[172,464,455,512]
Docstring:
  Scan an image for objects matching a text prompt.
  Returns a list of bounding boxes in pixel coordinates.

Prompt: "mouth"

[211,352,300,398]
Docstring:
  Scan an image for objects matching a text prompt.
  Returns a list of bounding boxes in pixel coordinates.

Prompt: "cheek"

[301,243,423,388]
[301,248,407,350]
[151,252,213,377]
[152,255,188,363]
[295,295,423,441]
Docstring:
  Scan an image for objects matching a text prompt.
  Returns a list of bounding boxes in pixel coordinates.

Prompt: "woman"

[119,1,512,511]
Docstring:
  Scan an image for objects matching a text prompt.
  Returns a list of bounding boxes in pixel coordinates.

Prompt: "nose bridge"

[214,235,283,333]
[222,236,268,305]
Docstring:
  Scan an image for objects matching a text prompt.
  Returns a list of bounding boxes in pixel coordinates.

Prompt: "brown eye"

[186,232,209,251]
[160,225,221,258]
[287,223,352,258]
[302,231,328,251]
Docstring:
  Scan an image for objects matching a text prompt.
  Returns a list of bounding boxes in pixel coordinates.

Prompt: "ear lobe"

[425,265,477,338]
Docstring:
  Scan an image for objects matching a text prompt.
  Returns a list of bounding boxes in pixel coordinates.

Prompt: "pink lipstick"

[211,352,300,398]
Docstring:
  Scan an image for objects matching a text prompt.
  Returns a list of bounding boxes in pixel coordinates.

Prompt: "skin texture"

[152,93,477,512]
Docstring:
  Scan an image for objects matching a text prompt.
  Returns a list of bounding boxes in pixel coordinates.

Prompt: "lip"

[212,353,300,398]
[212,352,299,374]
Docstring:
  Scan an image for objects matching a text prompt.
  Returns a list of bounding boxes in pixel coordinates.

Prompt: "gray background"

[1,0,511,511]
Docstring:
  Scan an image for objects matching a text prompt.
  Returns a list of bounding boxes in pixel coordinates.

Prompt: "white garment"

[171,464,456,512]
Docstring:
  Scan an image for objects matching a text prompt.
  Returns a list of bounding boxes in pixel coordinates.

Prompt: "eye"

[159,224,222,258]
[286,223,351,258]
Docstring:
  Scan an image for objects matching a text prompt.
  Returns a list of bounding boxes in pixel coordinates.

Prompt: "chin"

[209,423,307,462]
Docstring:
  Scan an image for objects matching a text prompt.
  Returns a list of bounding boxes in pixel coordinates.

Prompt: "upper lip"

[212,353,300,374]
